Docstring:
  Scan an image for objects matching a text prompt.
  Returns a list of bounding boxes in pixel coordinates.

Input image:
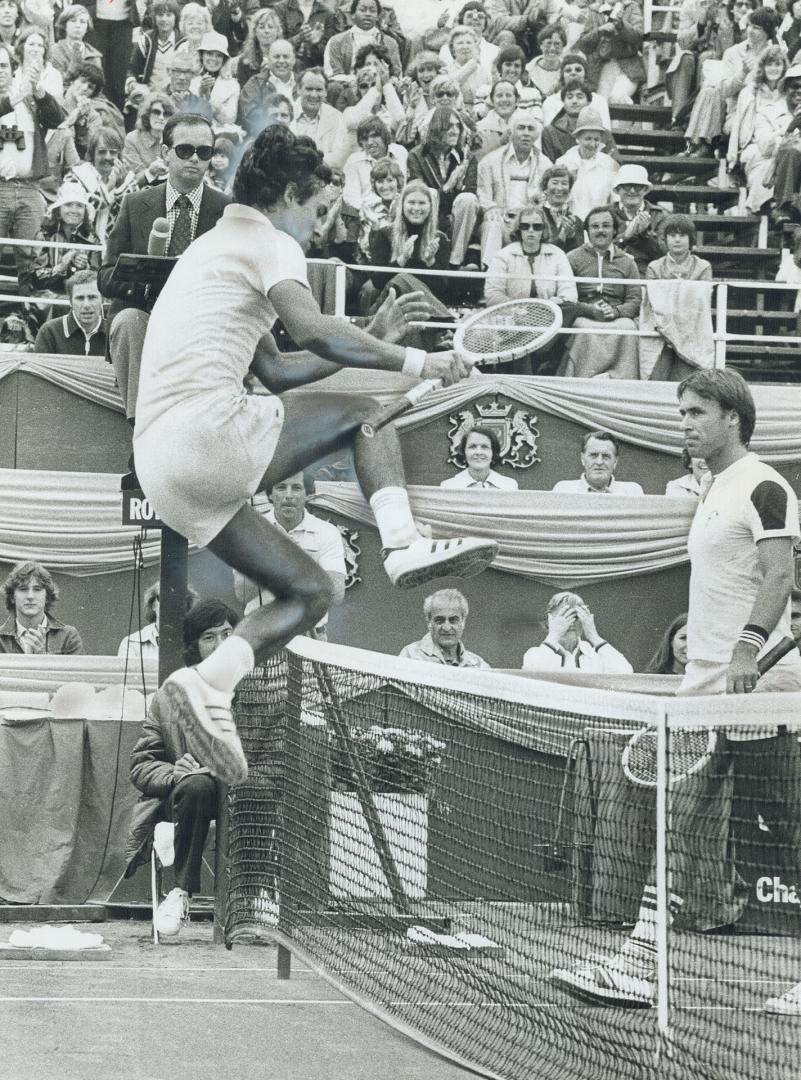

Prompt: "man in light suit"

[290,67,348,169]
[477,109,551,267]
[99,112,229,476]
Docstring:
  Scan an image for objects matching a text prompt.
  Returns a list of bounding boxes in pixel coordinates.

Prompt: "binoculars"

[0,125,25,151]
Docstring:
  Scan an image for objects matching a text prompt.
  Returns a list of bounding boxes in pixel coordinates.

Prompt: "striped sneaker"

[162,667,248,786]
[383,536,499,589]
[550,955,654,1008]
[764,982,801,1016]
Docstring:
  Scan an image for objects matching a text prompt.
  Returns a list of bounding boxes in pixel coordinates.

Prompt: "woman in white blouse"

[440,426,519,490]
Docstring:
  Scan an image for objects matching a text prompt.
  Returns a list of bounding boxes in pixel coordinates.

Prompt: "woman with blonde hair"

[369,179,448,270]
[727,44,791,210]
[236,7,282,88]
[175,3,212,68]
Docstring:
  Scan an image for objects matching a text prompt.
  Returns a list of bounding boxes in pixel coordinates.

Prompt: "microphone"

[147,217,170,256]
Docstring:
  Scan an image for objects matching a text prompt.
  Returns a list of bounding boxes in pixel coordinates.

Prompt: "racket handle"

[360,379,441,438]
[757,635,798,675]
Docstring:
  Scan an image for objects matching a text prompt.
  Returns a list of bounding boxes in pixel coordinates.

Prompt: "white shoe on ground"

[162,667,248,786]
[550,954,655,1008]
[764,982,801,1016]
[383,536,499,589]
[155,887,189,938]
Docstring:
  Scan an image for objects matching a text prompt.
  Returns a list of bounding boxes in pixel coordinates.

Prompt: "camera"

[0,125,25,151]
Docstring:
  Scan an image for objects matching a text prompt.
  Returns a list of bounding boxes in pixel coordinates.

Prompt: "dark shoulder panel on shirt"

[751,479,788,532]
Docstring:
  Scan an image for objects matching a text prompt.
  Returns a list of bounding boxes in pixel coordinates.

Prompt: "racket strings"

[457,299,561,361]
[626,728,713,786]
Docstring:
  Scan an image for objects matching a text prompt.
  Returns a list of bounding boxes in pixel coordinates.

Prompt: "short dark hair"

[87,125,124,160]
[459,423,502,466]
[66,59,104,95]
[661,212,696,246]
[152,0,181,17]
[182,599,240,666]
[350,0,380,13]
[490,78,518,102]
[747,5,779,38]
[540,163,574,190]
[66,267,98,298]
[233,124,330,210]
[585,204,616,229]
[161,111,213,146]
[354,41,391,70]
[677,369,757,446]
[3,561,58,613]
[581,429,620,454]
[538,21,566,46]
[458,1,488,23]
[356,115,389,148]
[560,52,587,77]
[496,44,525,68]
[560,77,591,101]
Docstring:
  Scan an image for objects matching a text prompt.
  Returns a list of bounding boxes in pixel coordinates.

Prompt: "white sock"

[621,885,682,970]
[194,634,255,697]
[369,487,419,549]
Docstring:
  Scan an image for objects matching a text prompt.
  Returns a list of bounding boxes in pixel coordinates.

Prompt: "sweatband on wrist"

[739,624,768,651]
[401,347,426,378]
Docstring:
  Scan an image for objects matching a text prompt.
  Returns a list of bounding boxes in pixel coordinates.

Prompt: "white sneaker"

[764,982,801,1016]
[162,667,248,787]
[383,536,499,589]
[550,954,654,1008]
[155,887,189,938]
[153,821,175,868]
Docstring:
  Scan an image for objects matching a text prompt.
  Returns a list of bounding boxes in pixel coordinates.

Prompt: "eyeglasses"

[149,106,167,116]
[435,89,457,98]
[519,222,544,231]
[172,143,214,160]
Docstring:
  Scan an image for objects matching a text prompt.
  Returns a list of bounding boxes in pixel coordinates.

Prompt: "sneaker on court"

[162,667,248,787]
[764,982,801,1016]
[155,887,189,938]
[550,955,654,1008]
[383,536,499,589]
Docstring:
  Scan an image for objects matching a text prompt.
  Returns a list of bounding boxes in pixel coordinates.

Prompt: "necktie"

[168,195,193,256]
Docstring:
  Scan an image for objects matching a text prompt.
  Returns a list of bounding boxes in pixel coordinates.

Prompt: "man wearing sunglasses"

[99,113,229,482]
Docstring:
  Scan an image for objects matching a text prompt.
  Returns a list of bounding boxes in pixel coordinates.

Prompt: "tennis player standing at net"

[552,368,801,1012]
[132,125,499,788]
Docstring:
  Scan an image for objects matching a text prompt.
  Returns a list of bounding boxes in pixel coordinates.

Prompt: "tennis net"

[224,638,801,1080]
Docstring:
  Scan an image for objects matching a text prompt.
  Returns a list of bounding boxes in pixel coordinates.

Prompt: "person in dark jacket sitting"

[0,560,83,654]
[369,178,451,298]
[124,598,240,939]
[34,268,107,355]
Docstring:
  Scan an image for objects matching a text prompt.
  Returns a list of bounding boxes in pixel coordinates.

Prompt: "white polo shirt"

[552,476,645,495]
[686,452,800,665]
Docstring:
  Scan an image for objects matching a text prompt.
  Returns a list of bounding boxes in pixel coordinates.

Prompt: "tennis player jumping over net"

[131,124,499,787]
[551,368,801,1013]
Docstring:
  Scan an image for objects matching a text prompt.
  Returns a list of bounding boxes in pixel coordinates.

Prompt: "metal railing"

[314,260,801,370]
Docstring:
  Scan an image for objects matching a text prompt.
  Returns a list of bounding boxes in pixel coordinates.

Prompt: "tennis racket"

[360,298,563,437]
[622,635,798,788]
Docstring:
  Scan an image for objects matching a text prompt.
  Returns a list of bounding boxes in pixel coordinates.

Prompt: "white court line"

[0,996,354,1005]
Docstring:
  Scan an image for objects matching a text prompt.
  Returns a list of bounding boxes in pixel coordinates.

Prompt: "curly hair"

[135,91,175,133]
[238,7,282,72]
[3,561,58,614]
[353,41,392,71]
[233,125,330,209]
[183,599,240,666]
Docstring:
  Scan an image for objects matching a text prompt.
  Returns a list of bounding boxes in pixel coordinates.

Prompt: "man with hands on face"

[522,590,633,673]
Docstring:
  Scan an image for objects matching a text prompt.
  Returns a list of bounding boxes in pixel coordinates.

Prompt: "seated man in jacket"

[522,590,633,673]
[125,599,240,939]
[0,559,83,654]
[34,268,107,356]
[400,588,490,669]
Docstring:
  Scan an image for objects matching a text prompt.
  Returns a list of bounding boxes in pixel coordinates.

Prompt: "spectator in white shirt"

[664,448,710,498]
[552,430,644,494]
[522,590,634,672]
[440,424,519,489]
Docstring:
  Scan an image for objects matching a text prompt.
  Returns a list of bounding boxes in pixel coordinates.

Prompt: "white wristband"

[401,347,426,378]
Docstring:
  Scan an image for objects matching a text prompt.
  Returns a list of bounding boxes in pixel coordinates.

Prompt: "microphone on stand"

[147,217,170,256]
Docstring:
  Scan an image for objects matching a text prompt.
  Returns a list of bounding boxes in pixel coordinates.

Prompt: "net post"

[654,697,671,1051]
[275,650,306,980]
[212,783,229,946]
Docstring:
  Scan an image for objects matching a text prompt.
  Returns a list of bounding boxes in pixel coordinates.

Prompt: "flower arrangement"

[331,725,447,795]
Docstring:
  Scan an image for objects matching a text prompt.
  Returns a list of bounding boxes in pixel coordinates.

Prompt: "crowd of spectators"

[0,0,792,371]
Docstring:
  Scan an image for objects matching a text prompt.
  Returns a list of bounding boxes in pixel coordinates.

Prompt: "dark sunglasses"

[519,222,544,231]
[172,143,214,160]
